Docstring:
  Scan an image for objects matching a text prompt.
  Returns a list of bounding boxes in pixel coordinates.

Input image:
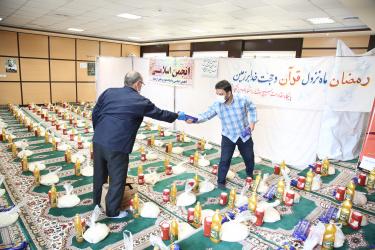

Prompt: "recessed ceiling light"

[117,13,142,20]
[128,36,142,40]
[326,33,330,36]
[189,29,207,33]
[258,36,262,38]
[0,18,3,22]
[67,28,84,32]
[307,17,335,24]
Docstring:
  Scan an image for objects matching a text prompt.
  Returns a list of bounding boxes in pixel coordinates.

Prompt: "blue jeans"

[218,135,254,185]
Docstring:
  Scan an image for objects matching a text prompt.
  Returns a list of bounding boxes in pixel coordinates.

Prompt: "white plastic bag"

[81,152,94,177]
[176,180,196,206]
[200,209,215,223]
[257,173,270,194]
[132,144,140,152]
[58,183,80,208]
[226,170,235,180]
[146,151,158,161]
[40,167,62,185]
[328,165,335,175]
[123,230,133,250]
[334,223,346,248]
[17,140,32,158]
[0,175,5,197]
[71,153,86,163]
[281,169,300,203]
[255,156,262,164]
[136,134,146,140]
[353,191,367,206]
[57,142,71,151]
[198,154,210,167]
[172,161,188,175]
[235,185,249,207]
[303,222,325,250]
[257,200,281,223]
[83,205,109,243]
[311,174,322,191]
[0,200,27,228]
[28,161,46,172]
[205,141,213,150]
[144,170,160,185]
[164,130,172,136]
[149,234,168,250]
[200,177,215,193]
[140,202,160,218]
[15,139,28,149]
[154,140,164,147]
[221,211,256,242]
[172,147,184,154]
[179,222,194,239]
[232,151,240,158]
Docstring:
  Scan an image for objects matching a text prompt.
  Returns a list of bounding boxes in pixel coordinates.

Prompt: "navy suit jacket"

[92,86,178,153]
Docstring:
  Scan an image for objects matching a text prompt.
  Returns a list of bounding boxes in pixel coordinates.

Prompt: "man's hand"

[177,111,186,120]
[185,119,194,124]
[247,122,255,132]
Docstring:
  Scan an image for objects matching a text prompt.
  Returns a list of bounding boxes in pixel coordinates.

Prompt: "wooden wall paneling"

[77,82,96,102]
[169,43,190,51]
[76,39,99,61]
[122,44,141,57]
[51,82,76,103]
[20,58,49,81]
[100,42,121,57]
[49,36,75,60]
[368,35,375,51]
[0,31,18,56]
[76,61,95,82]
[301,49,337,57]
[50,60,75,81]
[19,33,48,58]
[0,57,20,81]
[22,82,51,104]
[191,41,228,52]
[228,40,243,58]
[303,36,370,48]
[169,51,190,57]
[0,82,22,104]
[243,38,303,57]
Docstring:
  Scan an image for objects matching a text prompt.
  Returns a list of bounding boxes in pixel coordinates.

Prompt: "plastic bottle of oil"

[11,142,17,158]
[170,184,177,205]
[151,135,155,147]
[275,177,286,202]
[140,146,145,153]
[181,131,185,143]
[193,174,200,193]
[138,165,143,175]
[322,220,336,249]
[279,160,286,176]
[45,131,49,143]
[304,167,314,191]
[338,199,352,226]
[248,192,258,214]
[168,141,172,154]
[164,157,169,172]
[75,159,81,176]
[52,138,57,151]
[133,194,140,218]
[158,125,161,136]
[228,187,236,209]
[193,151,199,167]
[252,174,262,192]
[50,184,58,208]
[34,166,40,186]
[67,148,72,164]
[366,167,375,189]
[210,209,222,243]
[201,137,205,150]
[2,129,6,141]
[22,155,28,172]
[74,214,84,242]
[147,121,151,131]
[170,217,179,243]
[345,180,356,201]
[322,157,330,177]
[192,201,202,227]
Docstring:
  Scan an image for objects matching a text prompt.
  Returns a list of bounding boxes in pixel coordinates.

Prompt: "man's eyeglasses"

[139,81,145,86]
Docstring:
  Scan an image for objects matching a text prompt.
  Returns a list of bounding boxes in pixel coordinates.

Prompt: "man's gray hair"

[124,71,142,86]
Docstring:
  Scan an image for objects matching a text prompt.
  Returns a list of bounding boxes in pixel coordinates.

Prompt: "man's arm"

[144,99,178,123]
[245,96,257,132]
[191,103,217,124]
[92,92,105,130]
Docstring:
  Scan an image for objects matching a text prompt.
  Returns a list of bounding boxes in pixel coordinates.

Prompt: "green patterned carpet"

[0,104,374,250]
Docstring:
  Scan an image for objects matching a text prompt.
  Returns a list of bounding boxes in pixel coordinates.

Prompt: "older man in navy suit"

[93,71,185,218]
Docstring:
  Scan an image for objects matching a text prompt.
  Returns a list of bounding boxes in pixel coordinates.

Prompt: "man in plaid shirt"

[186,80,257,190]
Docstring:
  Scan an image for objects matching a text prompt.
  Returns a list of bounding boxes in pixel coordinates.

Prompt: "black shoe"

[217,183,226,191]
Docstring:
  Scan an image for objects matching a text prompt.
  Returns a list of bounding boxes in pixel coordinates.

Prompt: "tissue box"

[101,177,138,211]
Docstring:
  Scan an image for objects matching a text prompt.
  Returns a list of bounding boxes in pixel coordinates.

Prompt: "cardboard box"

[100,177,138,212]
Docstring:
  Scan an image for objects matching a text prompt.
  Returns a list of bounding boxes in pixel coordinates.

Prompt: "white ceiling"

[0,0,373,43]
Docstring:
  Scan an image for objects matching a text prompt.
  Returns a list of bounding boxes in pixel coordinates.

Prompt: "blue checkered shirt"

[197,93,257,142]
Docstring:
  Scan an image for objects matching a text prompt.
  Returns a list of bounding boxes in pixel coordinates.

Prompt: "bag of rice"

[311,174,322,191]
[328,165,335,175]
[205,141,213,150]
[15,139,28,149]
[353,191,367,206]
[198,154,210,167]
[179,221,195,239]
[281,169,300,203]
[172,147,184,154]
[257,200,281,223]
[235,185,249,207]
[200,209,215,223]
[140,201,160,218]
[172,161,188,175]
[303,222,325,250]
[232,151,240,158]
[176,180,196,206]
[71,153,86,163]
[0,175,5,197]
[136,133,146,140]
[17,140,33,158]
[199,177,215,193]
[154,140,164,147]
[123,230,134,250]
[83,205,109,243]
[146,151,158,161]
[144,170,160,185]
[58,183,80,208]
[221,211,256,242]
[0,200,27,228]
[40,167,62,185]
[226,170,235,180]
[255,156,262,164]
[257,173,270,194]
[149,234,168,250]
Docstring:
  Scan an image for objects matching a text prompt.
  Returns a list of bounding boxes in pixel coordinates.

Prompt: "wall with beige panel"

[19,33,49,58]
[51,82,76,103]
[122,44,140,57]
[0,31,18,56]
[76,39,99,61]
[22,82,51,104]
[50,36,75,60]
[20,58,50,81]
[77,83,96,102]
[0,82,22,104]
[169,43,191,58]
[101,42,121,57]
